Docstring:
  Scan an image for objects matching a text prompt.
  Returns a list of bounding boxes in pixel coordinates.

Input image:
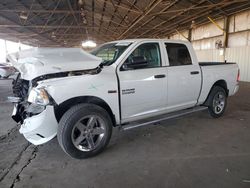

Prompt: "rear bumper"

[19,106,58,145]
[232,84,239,95]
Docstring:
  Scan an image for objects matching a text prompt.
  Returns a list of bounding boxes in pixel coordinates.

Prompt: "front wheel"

[207,86,227,118]
[57,103,113,159]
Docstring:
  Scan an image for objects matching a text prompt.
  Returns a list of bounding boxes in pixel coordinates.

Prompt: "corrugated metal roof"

[0,0,249,47]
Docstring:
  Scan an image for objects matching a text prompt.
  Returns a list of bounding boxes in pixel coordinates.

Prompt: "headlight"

[28,88,50,106]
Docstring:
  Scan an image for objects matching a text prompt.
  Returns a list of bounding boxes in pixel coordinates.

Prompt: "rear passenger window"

[165,43,192,66]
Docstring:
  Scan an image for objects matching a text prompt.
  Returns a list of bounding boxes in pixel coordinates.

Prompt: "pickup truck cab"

[9,39,240,159]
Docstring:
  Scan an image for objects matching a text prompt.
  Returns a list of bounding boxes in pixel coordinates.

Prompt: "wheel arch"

[213,80,228,95]
[54,96,116,126]
[203,79,228,106]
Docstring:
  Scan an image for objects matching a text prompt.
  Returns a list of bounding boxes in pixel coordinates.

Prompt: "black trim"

[120,42,162,71]
[36,133,45,138]
[119,65,165,72]
[115,66,122,124]
[196,67,203,105]
[167,64,193,67]
[199,62,236,66]
[165,42,193,67]
[190,71,200,75]
[154,74,166,78]
[118,62,236,68]
[108,90,117,93]
[31,66,102,86]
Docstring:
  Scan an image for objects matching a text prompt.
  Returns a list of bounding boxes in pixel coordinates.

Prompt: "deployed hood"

[7,48,102,80]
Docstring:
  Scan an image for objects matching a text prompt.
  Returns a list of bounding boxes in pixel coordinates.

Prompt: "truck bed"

[198,62,239,105]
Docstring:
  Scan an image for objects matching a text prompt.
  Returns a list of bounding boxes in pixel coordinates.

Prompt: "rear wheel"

[207,86,227,118]
[57,103,112,159]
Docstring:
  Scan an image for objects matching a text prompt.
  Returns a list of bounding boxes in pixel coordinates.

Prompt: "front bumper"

[19,106,58,145]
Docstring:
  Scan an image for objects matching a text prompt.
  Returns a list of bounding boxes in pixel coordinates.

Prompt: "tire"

[57,103,113,159]
[207,86,227,118]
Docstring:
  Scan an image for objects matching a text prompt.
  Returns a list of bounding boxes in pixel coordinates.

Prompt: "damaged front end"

[9,66,102,123]
[9,74,47,124]
[9,73,32,123]
[8,73,59,144]
[8,67,102,145]
[6,47,103,145]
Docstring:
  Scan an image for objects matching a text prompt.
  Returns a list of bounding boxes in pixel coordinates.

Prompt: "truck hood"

[7,47,102,80]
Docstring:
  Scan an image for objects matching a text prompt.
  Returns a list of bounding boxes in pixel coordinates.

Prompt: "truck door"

[118,42,168,122]
[165,42,201,111]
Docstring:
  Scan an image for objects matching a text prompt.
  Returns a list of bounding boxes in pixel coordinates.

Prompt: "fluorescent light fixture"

[20,12,28,20]
[78,0,83,5]
[81,40,96,48]
[51,32,56,38]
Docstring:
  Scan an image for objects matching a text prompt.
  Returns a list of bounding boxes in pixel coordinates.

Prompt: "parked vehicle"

[0,63,16,78]
[8,39,239,159]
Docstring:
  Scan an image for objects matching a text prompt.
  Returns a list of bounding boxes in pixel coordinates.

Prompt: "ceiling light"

[81,40,96,48]
[51,32,56,38]
[191,20,196,29]
[78,0,83,5]
[82,18,87,24]
[20,12,28,20]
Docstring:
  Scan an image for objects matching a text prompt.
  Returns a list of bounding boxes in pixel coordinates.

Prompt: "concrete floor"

[0,79,250,188]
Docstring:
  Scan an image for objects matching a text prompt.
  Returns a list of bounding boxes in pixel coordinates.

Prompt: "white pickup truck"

[8,39,239,159]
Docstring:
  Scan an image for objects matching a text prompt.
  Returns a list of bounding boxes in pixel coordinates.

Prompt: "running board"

[121,106,208,131]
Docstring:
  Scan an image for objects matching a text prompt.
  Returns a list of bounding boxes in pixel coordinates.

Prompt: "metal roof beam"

[118,0,163,39]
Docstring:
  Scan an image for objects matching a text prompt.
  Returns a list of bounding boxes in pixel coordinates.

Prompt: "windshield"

[90,42,131,66]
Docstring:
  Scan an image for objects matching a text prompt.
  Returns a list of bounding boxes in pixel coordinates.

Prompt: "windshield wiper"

[98,61,106,68]
[99,60,114,68]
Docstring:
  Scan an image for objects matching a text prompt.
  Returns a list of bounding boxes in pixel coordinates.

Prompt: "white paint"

[19,106,58,145]
[15,39,239,145]
[198,64,239,104]
[195,46,250,82]
[7,47,102,80]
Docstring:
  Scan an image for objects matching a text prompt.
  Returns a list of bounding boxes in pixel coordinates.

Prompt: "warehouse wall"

[226,47,250,82]
[170,10,250,82]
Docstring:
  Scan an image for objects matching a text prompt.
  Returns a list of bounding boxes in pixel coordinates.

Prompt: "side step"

[121,106,208,131]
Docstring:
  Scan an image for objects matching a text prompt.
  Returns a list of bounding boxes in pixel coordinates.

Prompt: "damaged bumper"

[10,73,60,145]
[14,105,58,145]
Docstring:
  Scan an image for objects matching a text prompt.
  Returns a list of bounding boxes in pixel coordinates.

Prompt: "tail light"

[237,69,240,82]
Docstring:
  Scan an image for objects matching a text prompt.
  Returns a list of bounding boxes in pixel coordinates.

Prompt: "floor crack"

[9,146,38,188]
[0,125,19,141]
[0,142,30,182]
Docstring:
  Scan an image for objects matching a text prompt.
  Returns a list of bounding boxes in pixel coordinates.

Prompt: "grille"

[12,73,29,100]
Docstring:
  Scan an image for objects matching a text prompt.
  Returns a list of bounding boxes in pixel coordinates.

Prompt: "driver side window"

[121,43,161,71]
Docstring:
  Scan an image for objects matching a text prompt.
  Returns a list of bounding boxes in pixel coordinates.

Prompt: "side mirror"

[122,56,148,70]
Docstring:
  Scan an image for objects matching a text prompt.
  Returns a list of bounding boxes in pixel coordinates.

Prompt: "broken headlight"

[28,88,50,106]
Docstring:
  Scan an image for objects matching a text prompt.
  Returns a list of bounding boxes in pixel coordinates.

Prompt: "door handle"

[190,71,199,75]
[154,74,166,78]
